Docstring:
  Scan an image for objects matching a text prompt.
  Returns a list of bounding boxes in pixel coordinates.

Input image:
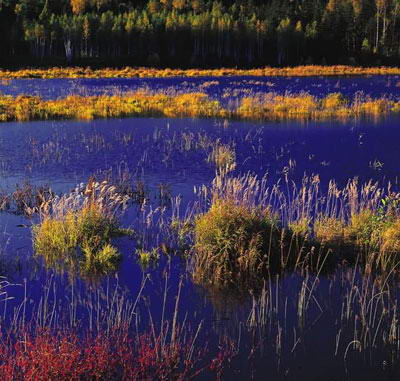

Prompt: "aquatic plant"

[2,66,400,79]
[288,217,310,237]
[1,91,399,124]
[207,143,236,175]
[322,92,348,110]
[33,205,123,274]
[136,248,160,269]
[193,198,283,289]
[185,172,400,292]
[343,210,384,249]
[33,179,131,274]
[0,323,229,381]
[314,216,345,246]
[169,217,194,255]
[0,181,55,216]
[0,270,237,381]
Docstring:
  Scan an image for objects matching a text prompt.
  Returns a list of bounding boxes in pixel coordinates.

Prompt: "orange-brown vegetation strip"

[1,66,400,79]
[1,92,399,123]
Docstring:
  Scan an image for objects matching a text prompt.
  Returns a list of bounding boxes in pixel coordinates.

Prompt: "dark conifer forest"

[0,0,399,67]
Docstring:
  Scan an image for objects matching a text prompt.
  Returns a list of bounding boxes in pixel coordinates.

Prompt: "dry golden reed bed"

[1,91,399,123]
[1,65,400,79]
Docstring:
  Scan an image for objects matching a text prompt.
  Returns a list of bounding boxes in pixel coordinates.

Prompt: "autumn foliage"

[0,326,234,380]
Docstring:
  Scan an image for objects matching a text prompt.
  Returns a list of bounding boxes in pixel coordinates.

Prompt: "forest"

[0,0,399,68]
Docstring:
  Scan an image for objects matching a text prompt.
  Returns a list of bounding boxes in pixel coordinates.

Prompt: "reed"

[0,181,54,217]
[1,65,400,79]
[33,178,132,275]
[193,198,282,289]
[187,173,400,290]
[207,143,236,175]
[0,268,234,381]
[1,91,399,123]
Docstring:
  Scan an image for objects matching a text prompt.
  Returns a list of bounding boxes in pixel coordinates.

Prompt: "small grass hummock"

[33,178,132,275]
[33,205,125,274]
[193,199,282,289]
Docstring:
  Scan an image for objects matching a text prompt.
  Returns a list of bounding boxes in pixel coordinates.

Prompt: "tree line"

[0,0,400,67]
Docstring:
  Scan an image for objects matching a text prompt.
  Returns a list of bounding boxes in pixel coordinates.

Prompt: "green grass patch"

[193,199,282,289]
[33,205,130,275]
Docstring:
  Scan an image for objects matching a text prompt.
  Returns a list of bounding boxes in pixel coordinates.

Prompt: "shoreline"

[1,65,400,79]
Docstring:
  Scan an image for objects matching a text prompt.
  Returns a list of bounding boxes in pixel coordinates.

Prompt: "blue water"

[0,116,399,193]
[1,75,400,104]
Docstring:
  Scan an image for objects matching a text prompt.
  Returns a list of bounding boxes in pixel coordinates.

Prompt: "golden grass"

[314,216,345,245]
[1,65,400,79]
[235,92,398,121]
[207,143,236,174]
[193,198,282,289]
[1,91,399,123]
[381,219,400,254]
[33,205,122,274]
[0,92,223,122]
[33,178,131,275]
[189,174,400,289]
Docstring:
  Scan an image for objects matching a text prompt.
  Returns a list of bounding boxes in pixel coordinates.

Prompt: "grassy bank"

[1,66,400,79]
[1,91,399,123]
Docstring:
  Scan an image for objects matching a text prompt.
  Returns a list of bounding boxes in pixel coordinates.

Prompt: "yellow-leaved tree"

[71,0,86,14]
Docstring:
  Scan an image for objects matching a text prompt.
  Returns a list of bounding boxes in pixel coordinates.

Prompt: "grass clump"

[33,179,131,275]
[288,217,310,237]
[33,206,124,274]
[322,92,348,111]
[314,216,345,246]
[207,143,236,175]
[189,174,400,290]
[343,210,384,250]
[136,248,160,269]
[193,199,281,289]
[381,219,400,254]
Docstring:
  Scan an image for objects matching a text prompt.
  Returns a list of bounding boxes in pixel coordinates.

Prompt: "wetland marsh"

[1,74,400,380]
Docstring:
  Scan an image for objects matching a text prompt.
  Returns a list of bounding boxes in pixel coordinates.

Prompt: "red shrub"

[0,326,232,380]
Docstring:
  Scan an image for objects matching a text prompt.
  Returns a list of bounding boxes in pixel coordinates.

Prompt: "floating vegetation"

[33,178,132,275]
[136,247,160,269]
[1,65,400,79]
[1,91,400,123]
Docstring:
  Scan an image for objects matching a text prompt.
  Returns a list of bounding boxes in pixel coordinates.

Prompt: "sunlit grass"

[1,91,399,123]
[1,65,400,79]
[186,174,400,290]
[207,143,236,175]
[193,198,282,289]
[33,205,123,274]
[33,179,131,275]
